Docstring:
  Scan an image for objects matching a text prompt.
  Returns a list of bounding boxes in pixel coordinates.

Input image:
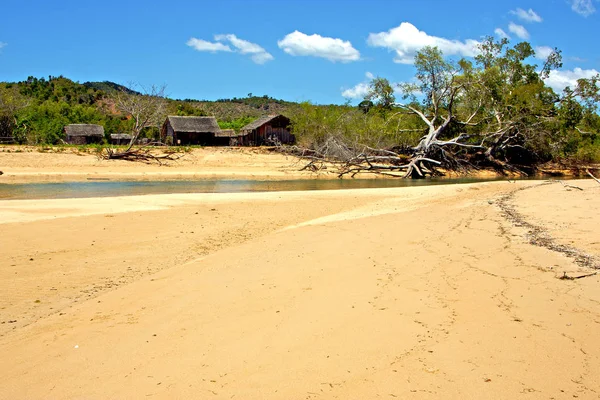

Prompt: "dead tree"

[103,83,173,163]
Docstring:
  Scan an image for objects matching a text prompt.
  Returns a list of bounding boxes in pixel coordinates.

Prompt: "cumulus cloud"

[187,34,273,64]
[508,22,530,40]
[277,31,360,62]
[341,81,371,99]
[341,72,374,99]
[367,22,479,64]
[535,46,554,60]
[341,72,405,99]
[510,8,542,22]
[186,38,232,53]
[214,34,274,64]
[494,28,510,39]
[546,68,599,92]
[570,0,596,16]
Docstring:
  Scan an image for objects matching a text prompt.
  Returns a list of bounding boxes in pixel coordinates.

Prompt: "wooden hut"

[214,129,238,146]
[161,116,221,145]
[64,124,104,144]
[239,115,294,146]
[110,133,132,145]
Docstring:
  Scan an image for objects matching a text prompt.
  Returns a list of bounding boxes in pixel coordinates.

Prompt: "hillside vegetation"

[1,37,599,175]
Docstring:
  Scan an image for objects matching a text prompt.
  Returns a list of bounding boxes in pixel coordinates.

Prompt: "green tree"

[365,77,395,112]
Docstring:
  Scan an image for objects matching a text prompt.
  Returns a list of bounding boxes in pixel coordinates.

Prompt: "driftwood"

[557,180,584,191]
[278,137,525,179]
[559,271,598,280]
[102,142,183,165]
[587,169,600,185]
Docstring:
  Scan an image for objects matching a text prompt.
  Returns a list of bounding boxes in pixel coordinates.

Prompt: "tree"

[393,39,571,176]
[103,83,178,163]
[110,83,167,152]
[365,77,395,112]
[394,46,476,176]
[0,86,28,142]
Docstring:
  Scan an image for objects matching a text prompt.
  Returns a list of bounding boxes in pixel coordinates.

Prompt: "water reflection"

[0,177,509,200]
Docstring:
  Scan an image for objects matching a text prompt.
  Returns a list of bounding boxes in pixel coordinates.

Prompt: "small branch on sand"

[586,169,600,185]
[559,271,598,280]
[557,180,584,191]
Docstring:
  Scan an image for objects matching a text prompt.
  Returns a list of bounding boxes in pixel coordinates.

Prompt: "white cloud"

[214,34,274,64]
[277,31,360,63]
[341,72,404,99]
[535,46,554,60]
[186,38,232,53]
[342,81,370,99]
[494,28,510,39]
[187,34,273,64]
[510,8,542,22]
[508,22,530,40]
[342,72,379,99]
[546,68,599,92]
[367,22,479,64]
[0,42,6,49]
[570,0,596,16]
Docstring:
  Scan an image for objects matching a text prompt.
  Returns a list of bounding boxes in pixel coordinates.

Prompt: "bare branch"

[587,169,600,185]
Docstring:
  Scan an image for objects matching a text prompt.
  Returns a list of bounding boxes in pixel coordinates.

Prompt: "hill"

[0,75,310,143]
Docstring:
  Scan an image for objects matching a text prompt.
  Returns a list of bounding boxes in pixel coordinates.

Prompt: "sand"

[1,149,600,399]
[0,146,319,183]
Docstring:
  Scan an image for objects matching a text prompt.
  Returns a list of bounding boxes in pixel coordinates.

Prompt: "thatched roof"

[166,116,221,133]
[215,129,237,138]
[64,124,104,137]
[241,115,280,131]
[110,133,132,140]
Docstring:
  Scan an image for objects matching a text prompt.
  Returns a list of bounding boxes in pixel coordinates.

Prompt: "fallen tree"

[286,38,599,178]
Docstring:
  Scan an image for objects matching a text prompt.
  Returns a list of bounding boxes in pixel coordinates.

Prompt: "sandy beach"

[0,147,319,183]
[1,149,600,399]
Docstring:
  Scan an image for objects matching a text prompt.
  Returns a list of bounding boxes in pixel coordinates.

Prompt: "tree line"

[1,37,599,174]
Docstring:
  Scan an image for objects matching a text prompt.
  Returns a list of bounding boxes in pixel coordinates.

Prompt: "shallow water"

[0,177,519,200]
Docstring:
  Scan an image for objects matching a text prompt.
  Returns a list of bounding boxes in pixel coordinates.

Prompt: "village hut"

[64,124,104,145]
[161,116,221,146]
[212,129,239,146]
[109,133,133,145]
[239,115,294,146]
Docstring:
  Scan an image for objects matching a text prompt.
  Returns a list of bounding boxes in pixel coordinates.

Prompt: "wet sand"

[1,178,599,399]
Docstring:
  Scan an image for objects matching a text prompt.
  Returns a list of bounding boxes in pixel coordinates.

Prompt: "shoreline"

[3,145,593,184]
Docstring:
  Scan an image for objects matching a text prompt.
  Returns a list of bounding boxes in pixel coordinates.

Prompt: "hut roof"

[167,116,221,133]
[64,124,104,137]
[110,133,132,140]
[215,129,237,138]
[240,115,282,131]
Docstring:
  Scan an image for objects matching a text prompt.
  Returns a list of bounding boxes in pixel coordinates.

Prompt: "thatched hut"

[64,124,104,145]
[109,133,133,145]
[161,116,221,145]
[214,129,238,146]
[239,115,293,146]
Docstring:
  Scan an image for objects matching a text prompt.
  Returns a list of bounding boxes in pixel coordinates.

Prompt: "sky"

[0,0,598,104]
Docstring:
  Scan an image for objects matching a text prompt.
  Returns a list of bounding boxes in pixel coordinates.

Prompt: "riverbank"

[1,179,599,399]
[0,146,322,183]
[3,145,586,184]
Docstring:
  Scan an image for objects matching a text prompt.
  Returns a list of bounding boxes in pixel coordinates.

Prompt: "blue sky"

[0,0,598,104]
